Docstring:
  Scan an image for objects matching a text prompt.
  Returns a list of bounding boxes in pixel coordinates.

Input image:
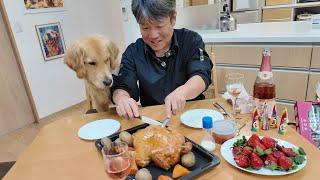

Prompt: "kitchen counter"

[194,21,320,43]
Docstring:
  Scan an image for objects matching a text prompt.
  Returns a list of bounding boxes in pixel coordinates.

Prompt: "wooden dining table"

[4,98,320,180]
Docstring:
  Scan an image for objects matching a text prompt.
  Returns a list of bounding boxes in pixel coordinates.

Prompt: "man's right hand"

[113,89,139,119]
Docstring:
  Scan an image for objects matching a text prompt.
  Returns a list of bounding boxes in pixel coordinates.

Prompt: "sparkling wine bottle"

[253,48,276,130]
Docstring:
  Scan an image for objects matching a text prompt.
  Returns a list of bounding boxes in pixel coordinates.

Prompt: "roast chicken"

[132,125,192,170]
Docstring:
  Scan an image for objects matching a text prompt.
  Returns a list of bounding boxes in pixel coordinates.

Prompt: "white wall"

[3,0,124,118]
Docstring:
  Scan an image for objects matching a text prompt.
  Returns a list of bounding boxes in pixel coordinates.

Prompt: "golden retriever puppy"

[64,35,119,112]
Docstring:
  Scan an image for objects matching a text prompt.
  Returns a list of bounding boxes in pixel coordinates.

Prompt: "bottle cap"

[202,116,213,129]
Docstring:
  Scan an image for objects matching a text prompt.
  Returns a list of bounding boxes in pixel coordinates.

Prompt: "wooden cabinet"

[273,70,308,101]
[213,46,312,68]
[216,67,257,95]
[262,8,293,22]
[191,0,208,6]
[266,0,293,6]
[306,72,320,101]
[311,46,320,69]
[216,67,308,101]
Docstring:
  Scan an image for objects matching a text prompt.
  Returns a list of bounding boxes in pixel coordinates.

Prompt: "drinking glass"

[102,141,131,180]
[225,73,244,117]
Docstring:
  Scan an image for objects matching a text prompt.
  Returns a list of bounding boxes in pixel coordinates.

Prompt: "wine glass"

[225,73,244,117]
[102,141,131,180]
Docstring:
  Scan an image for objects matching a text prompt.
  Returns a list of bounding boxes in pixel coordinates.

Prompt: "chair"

[203,52,219,99]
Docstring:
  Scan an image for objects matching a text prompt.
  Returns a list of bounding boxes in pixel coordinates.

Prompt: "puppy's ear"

[107,41,120,70]
[64,41,86,78]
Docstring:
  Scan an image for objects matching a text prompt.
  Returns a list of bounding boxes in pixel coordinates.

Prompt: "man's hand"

[164,88,186,118]
[164,75,206,118]
[113,89,139,119]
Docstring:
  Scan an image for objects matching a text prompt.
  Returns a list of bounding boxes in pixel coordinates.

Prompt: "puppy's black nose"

[103,79,112,86]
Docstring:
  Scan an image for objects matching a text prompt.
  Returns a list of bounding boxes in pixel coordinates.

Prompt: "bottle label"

[258,71,273,80]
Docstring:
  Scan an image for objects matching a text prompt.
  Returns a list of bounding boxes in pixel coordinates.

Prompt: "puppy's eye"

[88,62,96,66]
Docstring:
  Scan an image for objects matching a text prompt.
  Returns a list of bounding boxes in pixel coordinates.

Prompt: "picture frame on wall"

[24,0,66,14]
[35,22,66,61]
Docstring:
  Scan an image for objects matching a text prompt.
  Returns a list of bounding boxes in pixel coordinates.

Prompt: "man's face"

[139,14,176,54]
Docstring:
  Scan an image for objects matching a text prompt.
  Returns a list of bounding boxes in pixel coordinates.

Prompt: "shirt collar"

[143,30,179,56]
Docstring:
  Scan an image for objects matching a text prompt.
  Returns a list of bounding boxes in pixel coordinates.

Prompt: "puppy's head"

[64,35,119,90]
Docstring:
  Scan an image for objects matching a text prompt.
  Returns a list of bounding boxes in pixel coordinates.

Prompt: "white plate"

[221,136,307,176]
[180,109,224,128]
[77,119,120,140]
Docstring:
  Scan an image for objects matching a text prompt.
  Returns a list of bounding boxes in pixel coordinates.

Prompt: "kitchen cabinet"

[306,72,320,101]
[266,0,293,6]
[263,8,293,22]
[212,44,320,102]
[191,0,209,6]
[213,46,312,68]
[216,67,308,101]
[311,46,320,69]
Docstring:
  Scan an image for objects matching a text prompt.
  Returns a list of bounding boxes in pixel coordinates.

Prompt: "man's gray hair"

[132,0,176,23]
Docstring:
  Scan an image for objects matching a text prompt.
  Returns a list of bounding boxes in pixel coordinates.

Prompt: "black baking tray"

[95,123,220,180]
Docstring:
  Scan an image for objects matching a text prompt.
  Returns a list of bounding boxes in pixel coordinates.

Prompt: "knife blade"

[139,115,163,126]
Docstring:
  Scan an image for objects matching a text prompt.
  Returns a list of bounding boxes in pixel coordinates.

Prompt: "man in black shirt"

[112,0,212,119]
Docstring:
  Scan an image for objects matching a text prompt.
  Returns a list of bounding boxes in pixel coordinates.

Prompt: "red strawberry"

[261,137,276,149]
[232,147,243,156]
[242,146,253,156]
[250,153,264,169]
[281,147,297,157]
[255,141,267,151]
[265,154,278,170]
[234,155,250,167]
[271,151,285,159]
[247,134,261,147]
[278,156,292,170]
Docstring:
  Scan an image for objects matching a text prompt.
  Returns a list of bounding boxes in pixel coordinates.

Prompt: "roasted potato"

[119,131,133,146]
[181,152,196,168]
[135,168,152,180]
[101,137,112,150]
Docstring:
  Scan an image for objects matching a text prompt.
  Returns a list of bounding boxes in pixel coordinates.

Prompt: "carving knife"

[139,115,162,126]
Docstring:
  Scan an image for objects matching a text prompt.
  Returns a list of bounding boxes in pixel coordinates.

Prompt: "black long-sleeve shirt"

[112,28,213,107]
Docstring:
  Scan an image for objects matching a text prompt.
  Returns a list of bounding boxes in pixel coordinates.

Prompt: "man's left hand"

[164,88,186,118]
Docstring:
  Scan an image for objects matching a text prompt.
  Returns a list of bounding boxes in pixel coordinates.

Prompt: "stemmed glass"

[225,73,244,117]
[102,141,131,180]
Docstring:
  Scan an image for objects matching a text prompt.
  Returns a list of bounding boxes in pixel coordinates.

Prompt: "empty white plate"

[180,109,224,128]
[78,119,120,140]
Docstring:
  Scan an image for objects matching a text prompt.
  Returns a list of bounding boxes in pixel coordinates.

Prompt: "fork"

[212,102,234,119]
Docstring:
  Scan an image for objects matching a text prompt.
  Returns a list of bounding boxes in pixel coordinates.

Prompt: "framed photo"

[24,0,65,14]
[35,22,66,61]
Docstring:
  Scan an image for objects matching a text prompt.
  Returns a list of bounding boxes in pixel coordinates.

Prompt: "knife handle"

[161,118,170,128]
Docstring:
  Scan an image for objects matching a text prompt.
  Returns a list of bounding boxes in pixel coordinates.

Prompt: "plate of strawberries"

[221,134,307,175]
